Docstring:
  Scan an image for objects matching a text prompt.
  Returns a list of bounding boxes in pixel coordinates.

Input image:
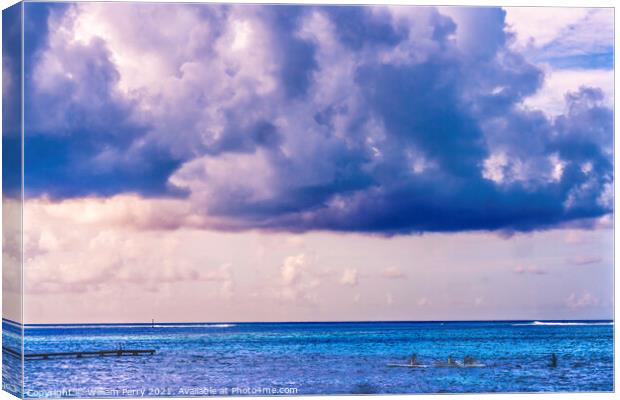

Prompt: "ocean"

[2,320,613,397]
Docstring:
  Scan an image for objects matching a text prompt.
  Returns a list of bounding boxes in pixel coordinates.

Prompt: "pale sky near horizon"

[19,204,615,323]
[2,4,613,323]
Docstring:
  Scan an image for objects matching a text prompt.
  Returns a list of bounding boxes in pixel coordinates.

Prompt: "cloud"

[281,254,307,285]
[278,253,321,304]
[513,265,547,275]
[24,227,235,295]
[25,5,181,198]
[340,268,359,287]
[23,195,207,231]
[522,68,613,117]
[24,4,613,234]
[505,8,589,50]
[417,297,431,307]
[505,8,613,69]
[286,236,306,248]
[567,255,602,266]
[2,3,21,137]
[564,230,588,245]
[381,266,407,279]
[3,3,23,197]
[3,200,22,297]
[18,197,236,297]
[565,291,600,310]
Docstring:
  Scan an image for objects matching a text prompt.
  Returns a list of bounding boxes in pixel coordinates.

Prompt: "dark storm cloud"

[3,3,23,196]
[23,4,613,233]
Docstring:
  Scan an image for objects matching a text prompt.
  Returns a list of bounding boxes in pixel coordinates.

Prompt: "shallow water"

[2,320,613,397]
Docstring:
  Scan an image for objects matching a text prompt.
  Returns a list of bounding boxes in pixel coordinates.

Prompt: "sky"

[2,3,613,323]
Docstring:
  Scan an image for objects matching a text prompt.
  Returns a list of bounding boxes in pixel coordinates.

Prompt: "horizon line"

[2,317,614,327]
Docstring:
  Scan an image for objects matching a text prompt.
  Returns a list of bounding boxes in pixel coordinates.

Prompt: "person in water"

[409,353,418,366]
[550,353,557,368]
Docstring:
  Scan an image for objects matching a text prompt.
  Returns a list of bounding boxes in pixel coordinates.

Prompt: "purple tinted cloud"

[24,4,613,234]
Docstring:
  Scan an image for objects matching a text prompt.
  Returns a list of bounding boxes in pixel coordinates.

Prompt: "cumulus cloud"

[23,195,204,230]
[565,291,600,310]
[21,198,235,295]
[24,4,613,234]
[340,268,359,287]
[522,68,613,117]
[278,253,321,305]
[2,3,21,136]
[3,3,23,198]
[25,229,235,295]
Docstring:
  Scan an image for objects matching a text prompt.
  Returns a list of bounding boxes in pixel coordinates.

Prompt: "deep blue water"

[2,320,614,397]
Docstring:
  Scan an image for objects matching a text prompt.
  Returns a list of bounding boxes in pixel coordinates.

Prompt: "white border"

[0,1,616,400]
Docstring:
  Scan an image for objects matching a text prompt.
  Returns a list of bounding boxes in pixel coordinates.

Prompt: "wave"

[513,321,613,326]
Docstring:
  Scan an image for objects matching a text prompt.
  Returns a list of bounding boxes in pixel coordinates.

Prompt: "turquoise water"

[2,320,613,397]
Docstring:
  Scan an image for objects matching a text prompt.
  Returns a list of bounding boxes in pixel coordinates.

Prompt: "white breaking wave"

[512,321,613,326]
